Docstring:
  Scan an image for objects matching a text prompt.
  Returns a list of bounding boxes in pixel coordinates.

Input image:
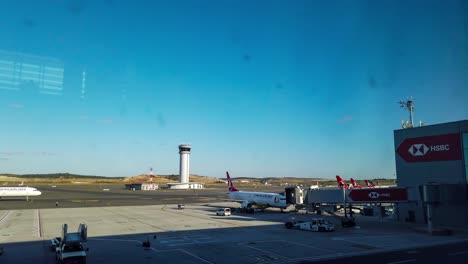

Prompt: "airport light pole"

[426,203,433,234]
[423,184,437,235]
[343,186,347,218]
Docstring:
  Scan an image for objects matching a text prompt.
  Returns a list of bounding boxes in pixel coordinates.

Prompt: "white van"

[216,208,231,216]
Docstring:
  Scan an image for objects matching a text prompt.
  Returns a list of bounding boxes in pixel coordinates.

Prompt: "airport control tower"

[178,144,191,183]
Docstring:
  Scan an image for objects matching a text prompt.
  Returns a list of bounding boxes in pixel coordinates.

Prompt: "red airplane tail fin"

[350,178,362,189]
[226,171,239,192]
[365,180,375,188]
[336,175,348,189]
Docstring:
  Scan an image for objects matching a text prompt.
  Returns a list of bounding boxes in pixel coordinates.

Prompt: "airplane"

[226,171,287,210]
[338,176,392,189]
[364,180,375,188]
[309,182,320,190]
[0,186,42,199]
[374,179,384,187]
[338,176,390,189]
[335,175,352,189]
[350,178,363,189]
[368,179,390,188]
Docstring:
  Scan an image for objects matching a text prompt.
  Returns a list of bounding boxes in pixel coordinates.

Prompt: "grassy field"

[0,173,396,188]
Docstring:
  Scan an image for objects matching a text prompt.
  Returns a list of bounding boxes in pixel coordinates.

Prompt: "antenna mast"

[399,96,423,129]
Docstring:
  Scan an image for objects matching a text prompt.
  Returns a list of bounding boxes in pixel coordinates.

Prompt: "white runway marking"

[89,238,143,245]
[239,240,343,263]
[239,240,338,254]
[275,240,339,253]
[178,249,215,264]
[36,209,42,238]
[240,243,291,260]
[158,235,216,247]
[167,241,215,247]
[160,236,212,243]
[0,210,13,225]
[329,237,380,248]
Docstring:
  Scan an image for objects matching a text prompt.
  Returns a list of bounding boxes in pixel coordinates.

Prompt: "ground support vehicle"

[53,223,88,264]
[285,218,335,232]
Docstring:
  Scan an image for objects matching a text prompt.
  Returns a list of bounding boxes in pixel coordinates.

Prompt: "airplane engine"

[241,201,252,209]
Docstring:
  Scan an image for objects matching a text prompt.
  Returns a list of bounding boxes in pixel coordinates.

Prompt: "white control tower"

[178,144,191,183]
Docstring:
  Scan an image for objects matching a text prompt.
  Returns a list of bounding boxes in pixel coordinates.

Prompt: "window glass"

[465,148,468,166]
[463,133,468,147]
[464,133,468,183]
[465,165,468,184]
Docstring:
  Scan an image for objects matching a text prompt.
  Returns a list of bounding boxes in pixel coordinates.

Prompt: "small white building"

[141,183,159,191]
[167,182,204,190]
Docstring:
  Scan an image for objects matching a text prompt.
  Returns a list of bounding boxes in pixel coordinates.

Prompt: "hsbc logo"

[349,189,408,201]
[397,134,461,163]
[408,144,450,156]
[408,144,429,156]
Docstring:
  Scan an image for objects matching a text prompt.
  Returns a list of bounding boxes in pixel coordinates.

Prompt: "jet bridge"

[285,186,304,205]
[286,186,410,214]
[304,188,410,204]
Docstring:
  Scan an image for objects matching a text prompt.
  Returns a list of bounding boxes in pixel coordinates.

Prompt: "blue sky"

[0,0,467,179]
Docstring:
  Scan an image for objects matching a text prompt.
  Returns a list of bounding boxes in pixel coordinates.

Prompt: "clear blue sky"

[0,0,467,179]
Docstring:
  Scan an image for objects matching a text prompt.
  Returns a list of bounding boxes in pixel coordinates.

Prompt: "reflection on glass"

[0,50,64,95]
[466,166,468,184]
[464,148,468,166]
[464,133,468,184]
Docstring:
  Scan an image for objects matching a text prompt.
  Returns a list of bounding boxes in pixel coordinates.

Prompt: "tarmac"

[0,184,229,210]
[1,185,467,263]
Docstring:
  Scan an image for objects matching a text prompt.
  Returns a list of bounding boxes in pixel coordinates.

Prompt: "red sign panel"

[396,133,462,162]
[348,188,408,202]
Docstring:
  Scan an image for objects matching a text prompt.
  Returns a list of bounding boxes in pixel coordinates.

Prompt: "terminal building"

[394,120,468,227]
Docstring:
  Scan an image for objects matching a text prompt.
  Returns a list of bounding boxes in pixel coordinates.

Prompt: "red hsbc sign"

[396,133,462,162]
[348,188,408,202]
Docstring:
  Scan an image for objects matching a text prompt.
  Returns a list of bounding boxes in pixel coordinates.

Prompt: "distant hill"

[0,173,221,185]
[2,173,124,179]
[0,173,396,187]
[124,174,221,184]
[0,173,124,184]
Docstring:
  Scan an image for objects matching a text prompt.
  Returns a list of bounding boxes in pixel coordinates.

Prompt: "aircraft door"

[295,187,304,204]
[285,187,296,205]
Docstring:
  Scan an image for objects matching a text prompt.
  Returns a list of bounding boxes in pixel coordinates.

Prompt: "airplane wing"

[221,198,258,208]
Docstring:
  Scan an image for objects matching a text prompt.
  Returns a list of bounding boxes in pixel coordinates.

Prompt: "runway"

[0,184,231,210]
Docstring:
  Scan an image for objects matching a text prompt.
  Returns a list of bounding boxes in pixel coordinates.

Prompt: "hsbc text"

[430,145,450,151]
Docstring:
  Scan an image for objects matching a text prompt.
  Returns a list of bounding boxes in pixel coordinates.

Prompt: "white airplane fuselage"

[227,191,287,209]
[0,187,42,197]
